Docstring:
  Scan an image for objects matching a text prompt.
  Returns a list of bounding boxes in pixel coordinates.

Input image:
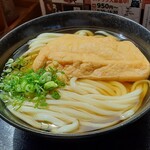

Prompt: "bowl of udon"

[0,11,150,138]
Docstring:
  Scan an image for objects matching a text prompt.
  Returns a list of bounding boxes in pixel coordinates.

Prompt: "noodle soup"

[0,30,149,134]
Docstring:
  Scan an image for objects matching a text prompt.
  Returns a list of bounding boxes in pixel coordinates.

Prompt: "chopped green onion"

[0,58,66,109]
[51,91,61,99]
[39,72,52,84]
[25,84,35,93]
[44,81,58,90]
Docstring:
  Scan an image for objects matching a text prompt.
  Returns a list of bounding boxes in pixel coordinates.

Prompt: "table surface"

[0,111,150,150]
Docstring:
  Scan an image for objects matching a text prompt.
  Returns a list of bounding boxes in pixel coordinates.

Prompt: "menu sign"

[91,0,142,23]
[40,0,84,14]
[39,0,142,23]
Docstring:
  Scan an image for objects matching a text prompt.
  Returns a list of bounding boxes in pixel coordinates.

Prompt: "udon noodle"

[0,30,150,133]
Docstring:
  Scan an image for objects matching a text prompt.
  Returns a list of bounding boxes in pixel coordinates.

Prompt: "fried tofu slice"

[32,34,150,81]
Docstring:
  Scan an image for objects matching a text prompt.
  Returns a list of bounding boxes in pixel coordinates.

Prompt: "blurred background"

[0,0,150,37]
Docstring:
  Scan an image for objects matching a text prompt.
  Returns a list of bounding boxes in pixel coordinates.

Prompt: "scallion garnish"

[0,58,66,109]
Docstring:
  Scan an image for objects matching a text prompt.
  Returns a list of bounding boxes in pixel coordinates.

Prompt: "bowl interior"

[0,11,150,138]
